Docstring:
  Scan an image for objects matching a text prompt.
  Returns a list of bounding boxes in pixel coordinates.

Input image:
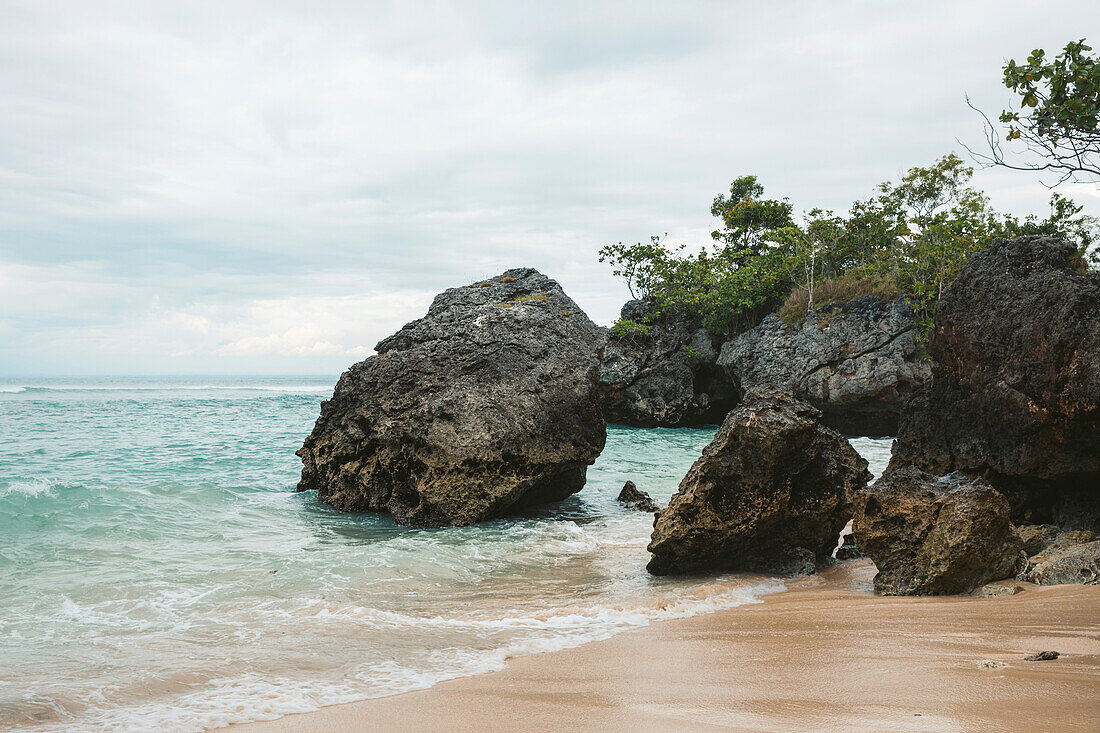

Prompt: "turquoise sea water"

[0,377,892,732]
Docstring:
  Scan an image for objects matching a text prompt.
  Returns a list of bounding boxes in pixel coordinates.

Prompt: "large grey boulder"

[718,296,930,436]
[853,467,1025,595]
[890,237,1100,529]
[296,268,607,527]
[598,298,736,427]
[646,387,870,575]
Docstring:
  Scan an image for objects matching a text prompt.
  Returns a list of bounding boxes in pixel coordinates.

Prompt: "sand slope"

[219,561,1100,732]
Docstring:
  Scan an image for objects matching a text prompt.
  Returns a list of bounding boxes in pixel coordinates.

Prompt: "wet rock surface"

[853,467,1025,595]
[890,237,1100,529]
[296,268,607,527]
[598,299,736,427]
[617,481,659,512]
[646,387,870,576]
[718,296,930,436]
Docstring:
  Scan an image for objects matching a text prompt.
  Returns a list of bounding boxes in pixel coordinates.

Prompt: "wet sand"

[220,561,1100,732]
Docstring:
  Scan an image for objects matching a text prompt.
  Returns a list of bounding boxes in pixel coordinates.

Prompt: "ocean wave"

[0,478,55,498]
[20,578,784,733]
[9,384,331,394]
[284,577,784,632]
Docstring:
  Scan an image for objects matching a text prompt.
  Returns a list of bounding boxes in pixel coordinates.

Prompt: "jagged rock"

[1023,529,1100,585]
[598,298,736,427]
[890,237,1100,529]
[1016,524,1061,556]
[853,467,1026,595]
[1024,651,1060,661]
[976,581,1025,597]
[1027,528,1097,562]
[835,534,864,560]
[296,268,607,527]
[718,296,930,436]
[617,481,659,512]
[646,387,870,576]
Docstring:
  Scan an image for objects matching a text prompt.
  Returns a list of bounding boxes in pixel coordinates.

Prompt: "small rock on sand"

[1024,651,1060,661]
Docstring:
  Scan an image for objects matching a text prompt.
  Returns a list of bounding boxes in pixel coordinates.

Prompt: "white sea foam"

[1,413,872,733]
[0,386,25,393]
[0,478,54,498]
[21,578,783,733]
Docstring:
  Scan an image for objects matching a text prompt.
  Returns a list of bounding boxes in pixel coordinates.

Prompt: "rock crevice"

[598,298,736,427]
[718,296,931,436]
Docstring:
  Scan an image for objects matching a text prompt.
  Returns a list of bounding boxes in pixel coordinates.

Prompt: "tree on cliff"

[968,39,1100,184]
[876,154,1001,318]
[709,176,794,264]
[599,155,1097,338]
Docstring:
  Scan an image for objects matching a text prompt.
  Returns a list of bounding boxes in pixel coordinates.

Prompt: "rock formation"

[718,296,930,435]
[853,467,1025,595]
[1015,523,1061,557]
[1017,527,1098,585]
[835,533,864,561]
[598,298,736,427]
[1015,524,1095,560]
[646,387,870,576]
[1024,540,1100,585]
[617,481,659,512]
[890,237,1100,529]
[296,268,607,527]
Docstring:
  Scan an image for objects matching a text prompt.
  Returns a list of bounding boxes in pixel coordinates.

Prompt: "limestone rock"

[599,299,736,427]
[646,387,870,575]
[976,582,1025,598]
[853,467,1025,595]
[1015,524,1060,557]
[890,237,1100,529]
[617,481,659,512]
[1025,538,1100,586]
[296,268,607,526]
[1024,651,1060,661]
[718,296,930,436]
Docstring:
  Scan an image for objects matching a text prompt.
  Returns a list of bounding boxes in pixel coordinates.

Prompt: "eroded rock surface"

[598,299,736,427]
[835,534,864,561]
[646,387,870,576]
[890,237,1100,529]
[1025,540,1100,585]
[718,296,930,436]
[296,268,607,526]
[853,467,1025,595]
[617,481,659,512]
[1015,524,1061,557]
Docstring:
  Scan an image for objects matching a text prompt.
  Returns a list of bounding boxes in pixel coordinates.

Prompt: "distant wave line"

[0,385,331,394]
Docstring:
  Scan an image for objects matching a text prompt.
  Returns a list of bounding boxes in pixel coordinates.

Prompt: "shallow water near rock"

[0,377,893,732]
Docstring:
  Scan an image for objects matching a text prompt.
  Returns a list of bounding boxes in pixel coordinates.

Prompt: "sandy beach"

[219,561,1100,732]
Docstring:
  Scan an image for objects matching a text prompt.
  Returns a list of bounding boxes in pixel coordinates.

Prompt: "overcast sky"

[2,1,1098,376]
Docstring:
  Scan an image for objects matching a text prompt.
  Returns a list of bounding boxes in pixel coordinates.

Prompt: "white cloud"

[1,0,1098,374]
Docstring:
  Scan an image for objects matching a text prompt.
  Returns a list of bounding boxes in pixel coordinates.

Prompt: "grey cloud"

[1,0,1097,374]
